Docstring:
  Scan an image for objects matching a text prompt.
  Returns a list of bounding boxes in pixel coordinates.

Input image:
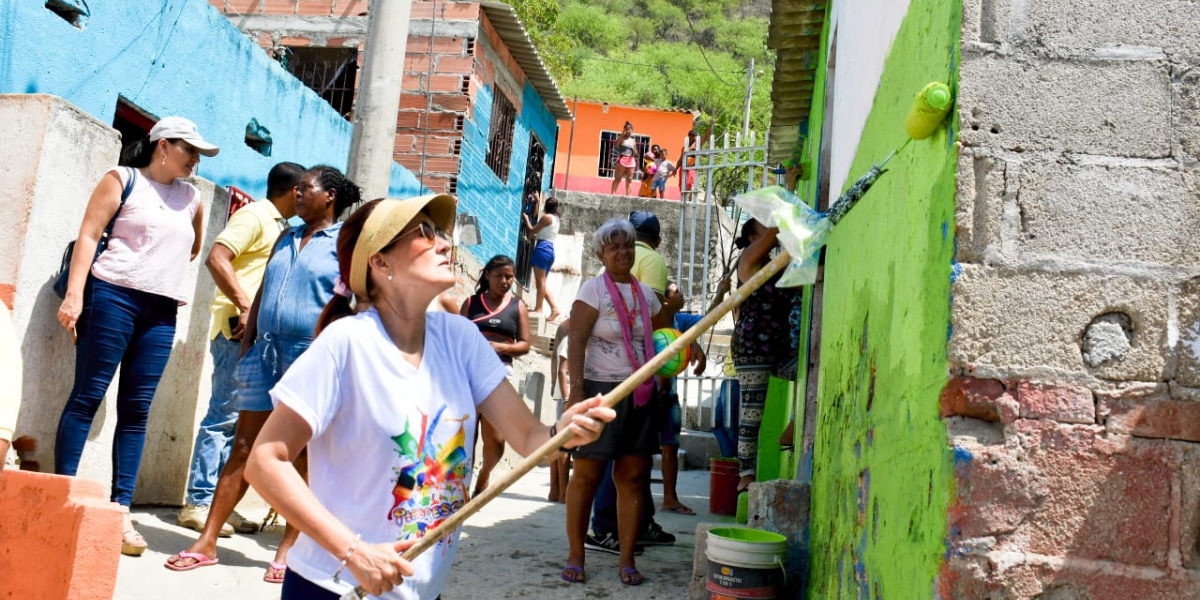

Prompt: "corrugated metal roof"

[479,1,572,120]
[766,1,826,164]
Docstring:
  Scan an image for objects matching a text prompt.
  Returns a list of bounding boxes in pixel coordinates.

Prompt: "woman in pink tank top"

[54,117,218,557]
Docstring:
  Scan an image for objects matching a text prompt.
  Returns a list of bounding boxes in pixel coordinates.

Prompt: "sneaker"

[177,504,234,538]
[584,531,644,556]
[227,510,260,534]
[637,521,675,546]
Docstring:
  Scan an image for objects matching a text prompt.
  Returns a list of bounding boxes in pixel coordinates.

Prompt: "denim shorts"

[235,333,312,412]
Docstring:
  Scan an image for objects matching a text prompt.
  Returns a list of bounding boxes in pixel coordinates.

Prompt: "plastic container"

[705,527,787,600]
[709,458,740,515]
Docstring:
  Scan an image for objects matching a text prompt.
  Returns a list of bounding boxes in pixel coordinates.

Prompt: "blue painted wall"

[0,0,423,199]
[457,79,558,264]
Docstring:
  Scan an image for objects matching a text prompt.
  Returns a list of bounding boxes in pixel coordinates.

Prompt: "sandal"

[121,530,148,557]
[662,504,696,516]
[561,564,585,583]
[618,566,644,586]
[164,551,219,571]
[264,560,287,583]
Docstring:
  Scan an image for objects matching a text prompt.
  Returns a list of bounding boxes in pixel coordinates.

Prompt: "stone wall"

[943,0,1200,596]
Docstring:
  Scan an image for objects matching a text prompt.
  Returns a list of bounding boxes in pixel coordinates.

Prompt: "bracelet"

[331,533,362,583]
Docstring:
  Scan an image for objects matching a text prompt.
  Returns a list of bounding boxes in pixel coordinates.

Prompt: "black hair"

[624,121,633,130]
[119,136,172,168]
[475,255,515,295]
[305,165,362,217]
[543,196,560,216]
[266,162,305,199]
[734,219,762,250]
[687,129,698,136]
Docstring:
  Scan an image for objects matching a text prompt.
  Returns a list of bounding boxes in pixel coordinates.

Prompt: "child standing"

[651,149,676,199]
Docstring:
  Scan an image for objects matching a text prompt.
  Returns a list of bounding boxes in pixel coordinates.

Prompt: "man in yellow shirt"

[177,162,302,534]
[0,302,19,474]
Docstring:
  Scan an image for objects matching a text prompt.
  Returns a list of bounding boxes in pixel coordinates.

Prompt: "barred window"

[597,131,652,179]
[282,47,358,120]
[486,91,517,181]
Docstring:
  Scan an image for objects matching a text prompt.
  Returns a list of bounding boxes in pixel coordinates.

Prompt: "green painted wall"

[805,1,961,598]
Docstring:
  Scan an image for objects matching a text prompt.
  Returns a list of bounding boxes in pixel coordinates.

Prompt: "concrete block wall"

[945,0,1200,596]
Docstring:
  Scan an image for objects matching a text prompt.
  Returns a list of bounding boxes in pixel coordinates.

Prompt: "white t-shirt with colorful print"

[271,309,508,600]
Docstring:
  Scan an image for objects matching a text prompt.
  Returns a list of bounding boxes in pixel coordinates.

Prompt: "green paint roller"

[904,82,953,140]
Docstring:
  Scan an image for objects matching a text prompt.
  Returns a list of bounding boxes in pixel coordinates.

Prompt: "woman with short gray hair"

[562,218,669,586]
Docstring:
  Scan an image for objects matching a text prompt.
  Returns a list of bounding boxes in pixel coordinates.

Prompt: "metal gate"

[674,130,775,431]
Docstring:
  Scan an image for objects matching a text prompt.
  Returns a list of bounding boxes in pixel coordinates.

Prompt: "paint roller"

[904,82,953,140]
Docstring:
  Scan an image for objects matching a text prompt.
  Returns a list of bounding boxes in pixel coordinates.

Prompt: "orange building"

[553,101,695,200]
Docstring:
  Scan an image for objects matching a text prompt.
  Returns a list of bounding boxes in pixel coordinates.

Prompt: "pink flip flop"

[264,560,287,583]
[164,551,218,572]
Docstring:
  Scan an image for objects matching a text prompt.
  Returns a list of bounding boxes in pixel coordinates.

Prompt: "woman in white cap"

[245,197,615,599]
[55,116,218,556]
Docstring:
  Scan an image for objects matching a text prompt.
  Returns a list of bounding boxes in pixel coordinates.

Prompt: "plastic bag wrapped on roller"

[733,186,829,288]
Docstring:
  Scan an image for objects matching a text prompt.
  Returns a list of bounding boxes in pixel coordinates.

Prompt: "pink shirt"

[91,168,201,305]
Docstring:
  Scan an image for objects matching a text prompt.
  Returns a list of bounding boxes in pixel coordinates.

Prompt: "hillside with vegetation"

[506,0,773,136]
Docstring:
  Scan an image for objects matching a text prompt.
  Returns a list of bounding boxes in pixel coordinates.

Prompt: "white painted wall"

[826,0,912,198]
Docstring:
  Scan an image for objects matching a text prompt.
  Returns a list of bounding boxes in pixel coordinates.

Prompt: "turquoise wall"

[0,0,423,199]
[457,78,557,264]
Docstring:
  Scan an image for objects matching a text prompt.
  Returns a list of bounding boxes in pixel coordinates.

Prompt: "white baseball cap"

[148,116,220,157]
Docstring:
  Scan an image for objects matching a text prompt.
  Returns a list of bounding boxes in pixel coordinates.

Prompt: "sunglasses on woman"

[396,221,451,244]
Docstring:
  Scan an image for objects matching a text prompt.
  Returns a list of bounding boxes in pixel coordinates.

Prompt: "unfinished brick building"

[207,0,571,264]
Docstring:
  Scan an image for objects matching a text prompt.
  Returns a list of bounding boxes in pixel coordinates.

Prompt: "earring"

[387,274,393,281]
[160,154,166,166]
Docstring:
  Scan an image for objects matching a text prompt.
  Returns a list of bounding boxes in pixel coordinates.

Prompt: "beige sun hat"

[348,194,458,297]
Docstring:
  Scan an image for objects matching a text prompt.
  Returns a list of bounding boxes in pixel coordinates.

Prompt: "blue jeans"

[55,277,177,506]
[713,378,741,458]
[184,335,241,506]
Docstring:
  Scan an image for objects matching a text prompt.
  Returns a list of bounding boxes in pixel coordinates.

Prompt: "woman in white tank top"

[523,195,562,321]
[54,117,217,557]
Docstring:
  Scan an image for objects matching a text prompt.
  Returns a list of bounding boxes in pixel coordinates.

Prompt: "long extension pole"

[342,251,794,599]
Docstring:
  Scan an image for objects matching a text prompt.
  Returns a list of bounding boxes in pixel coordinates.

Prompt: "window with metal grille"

[282,47,358,120]
[597,131,652,180]
[486,91,516,181]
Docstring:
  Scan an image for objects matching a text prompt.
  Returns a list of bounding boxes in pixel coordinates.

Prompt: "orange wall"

[553,102,695,184]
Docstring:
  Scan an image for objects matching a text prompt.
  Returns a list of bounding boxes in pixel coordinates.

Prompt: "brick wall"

[943,0,1200,596]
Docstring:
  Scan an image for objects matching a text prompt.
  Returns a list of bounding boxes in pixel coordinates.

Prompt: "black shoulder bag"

[52,167,137,299]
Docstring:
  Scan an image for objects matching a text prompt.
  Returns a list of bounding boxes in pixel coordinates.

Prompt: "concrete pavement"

[115,465,731,599]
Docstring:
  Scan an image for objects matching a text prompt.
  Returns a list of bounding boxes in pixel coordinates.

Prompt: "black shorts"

[571,379,662,461]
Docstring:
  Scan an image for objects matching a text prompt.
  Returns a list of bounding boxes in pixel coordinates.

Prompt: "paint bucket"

[709,458,739,515]
[705,527,787,600]
[700,528,787,597]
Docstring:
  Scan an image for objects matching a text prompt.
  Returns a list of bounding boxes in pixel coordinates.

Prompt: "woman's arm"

[525,214,553,236]
[566,300,597,407]
[246,405,415,596]
[57,170,124,336]
[190,202,206,261]
[240,286,263,358]
[737,227,779,283]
